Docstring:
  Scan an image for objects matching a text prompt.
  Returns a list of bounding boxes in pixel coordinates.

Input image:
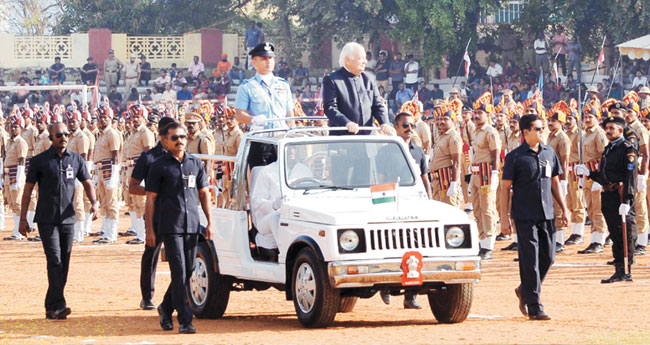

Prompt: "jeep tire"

[427,283,473,323]
[338,296,358,313]
[292,248,340,328]
[188,241,231,319]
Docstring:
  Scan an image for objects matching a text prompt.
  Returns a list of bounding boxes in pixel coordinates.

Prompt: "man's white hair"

[339,42,365,67]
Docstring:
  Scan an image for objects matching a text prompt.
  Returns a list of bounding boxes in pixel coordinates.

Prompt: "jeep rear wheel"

[188,242,231,319]
[292,248,340,328]
[427,283,473,323]
[338,296,358,313]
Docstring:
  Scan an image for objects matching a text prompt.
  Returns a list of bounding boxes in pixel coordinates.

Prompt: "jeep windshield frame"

[282,138,417,190]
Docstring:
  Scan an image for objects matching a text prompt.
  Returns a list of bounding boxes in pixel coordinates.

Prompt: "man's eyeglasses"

[170,134,187,141]
[401,123,416,129]
[55,132,71,138]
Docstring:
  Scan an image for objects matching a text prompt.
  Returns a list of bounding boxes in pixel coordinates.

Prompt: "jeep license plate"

[400,251,423,286]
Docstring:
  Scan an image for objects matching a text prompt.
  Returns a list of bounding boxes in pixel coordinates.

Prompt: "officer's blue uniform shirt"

[502,141,562,221]
[145,152,209,235]
[235,73,293,129]
[26,147,91,224]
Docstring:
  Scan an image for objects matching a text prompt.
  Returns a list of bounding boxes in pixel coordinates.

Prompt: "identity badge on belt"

[66,164,74,180]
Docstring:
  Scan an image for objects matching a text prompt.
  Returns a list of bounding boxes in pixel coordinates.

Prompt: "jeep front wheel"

[292,248,340,328]
[188,241,231,319]
[427,283,473,323]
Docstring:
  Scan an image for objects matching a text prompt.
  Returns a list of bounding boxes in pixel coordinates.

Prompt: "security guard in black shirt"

[19,122,98,320]
[608,102,640,152]
[501,114,570,321]
[145,122,213,334]
[576,116,637,283]
[129,117,175,310]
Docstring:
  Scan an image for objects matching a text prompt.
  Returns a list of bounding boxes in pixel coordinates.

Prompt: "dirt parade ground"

[1,212,650,345]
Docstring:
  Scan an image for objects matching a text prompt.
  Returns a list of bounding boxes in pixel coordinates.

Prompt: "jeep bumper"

[327,256,481,288]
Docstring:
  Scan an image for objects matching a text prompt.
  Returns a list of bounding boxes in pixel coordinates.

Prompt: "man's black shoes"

[140,299,156,310]
[479,248,493,260]
[501,242,518,251]
[514,286,527,316]
[555,243,565,253]
[564,234,583,245]
[601,268,633,284]
[577,243,603,254]
[496,234,511,241]
[179,324,196,334]
[46,307,71,320]
[157,305,173,331]
[528,310,551,320]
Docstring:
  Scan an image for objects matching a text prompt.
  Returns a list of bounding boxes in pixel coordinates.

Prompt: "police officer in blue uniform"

[235,42,294,130]
[145,122,213,334]
[20,122,98,320]
[129,117,175,310]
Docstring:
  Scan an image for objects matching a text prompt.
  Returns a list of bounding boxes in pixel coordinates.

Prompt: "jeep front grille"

[368,227,440,250]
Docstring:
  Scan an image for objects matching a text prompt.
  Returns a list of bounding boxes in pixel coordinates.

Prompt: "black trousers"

[601,191,637,266]
[140,226,163,301]
[159,233,198,325]
[38,223,75,312]
[514,219,555,313]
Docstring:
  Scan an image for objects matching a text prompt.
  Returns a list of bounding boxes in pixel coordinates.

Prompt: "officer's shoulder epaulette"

[198,133,207,140]
[623,140,634,148]
[274,76,287,83]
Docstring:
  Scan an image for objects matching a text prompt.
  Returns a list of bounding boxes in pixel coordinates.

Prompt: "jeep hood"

[284,196,470,225]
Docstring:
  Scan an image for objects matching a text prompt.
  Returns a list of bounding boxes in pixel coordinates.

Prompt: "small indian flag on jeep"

[370,183,397,204]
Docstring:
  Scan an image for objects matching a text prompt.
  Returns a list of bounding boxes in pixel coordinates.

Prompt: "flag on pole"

[370,183,397,205]
[538,69,544,99]
[596,37,606,76]
[463,51,471,77]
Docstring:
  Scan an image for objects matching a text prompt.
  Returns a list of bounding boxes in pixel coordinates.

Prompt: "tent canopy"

[617,34,650,61]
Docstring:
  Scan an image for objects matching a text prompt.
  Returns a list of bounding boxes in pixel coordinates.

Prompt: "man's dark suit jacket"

[323,68,389,135]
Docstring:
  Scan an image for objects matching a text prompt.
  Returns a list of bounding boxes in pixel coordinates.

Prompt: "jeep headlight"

[337,229,366,253]
[339,230,359,251]
[445,226,465,248]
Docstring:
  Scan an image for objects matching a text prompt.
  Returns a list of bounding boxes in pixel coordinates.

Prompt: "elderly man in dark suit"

[323,42,391,135]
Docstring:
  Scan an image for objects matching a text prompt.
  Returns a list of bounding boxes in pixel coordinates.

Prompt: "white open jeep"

[190,124,481,328]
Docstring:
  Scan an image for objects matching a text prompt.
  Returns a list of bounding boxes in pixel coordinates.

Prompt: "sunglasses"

[401,123,416,129]
[55,132,71,138]
[532,126,544,132]
[170,134,187,141]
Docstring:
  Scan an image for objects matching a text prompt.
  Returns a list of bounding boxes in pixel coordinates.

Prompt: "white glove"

[446,181,459,197]
[272,197,282,211]
[490,170,499,191]
[619,203,631,216]
[574,164,590,177]
[560,179,568,196]
[106,164,120,190]
[251,116,268,127]
[638,174,648,191]
[11,165,25,191]
[591,181,602,192]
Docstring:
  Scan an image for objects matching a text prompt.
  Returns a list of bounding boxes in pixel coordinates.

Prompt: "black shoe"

[380,291,391,305]
[126,238,145,245]
[555,243,565,253]
[93,238,115,244]
[514,286,527,316]
[496,234,511,241]
[28,235,41,242]
[634,245,646,256]
[3,235,25,241]
[528,310,551,320]
[607,260,616,265]
[501,242,518,251]
[601,271,633,283]
[157,305,173,331]
[179,323,196,334]
[605,236,613,246]
[577,243,604,254]
[403,296,422,309]
[140,299,156,310]
[479,249,493,260]
[119,230,137,237]
[88,231,103,237]
[46,307,71,320]
[564,234,584,246]
[585,217,592,226]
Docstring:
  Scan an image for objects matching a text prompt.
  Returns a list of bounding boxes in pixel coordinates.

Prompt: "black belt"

[602,183,621,192]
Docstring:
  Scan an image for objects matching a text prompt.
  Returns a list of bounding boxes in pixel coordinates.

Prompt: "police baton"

[618,182,629,274]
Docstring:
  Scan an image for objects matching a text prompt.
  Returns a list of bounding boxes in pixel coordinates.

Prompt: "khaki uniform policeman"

[80,112,96,235]
[123,105,155,244]
[578,104,609,253]
[0,116,8,231]
[470,92,501,259]
[92,106,122,244]
[21,112,38,231]
[218,113,243,207]
[564,113,587,245]
[66,111,90,242]
[3,117,28,240]
[460,108,476,211]
[186,113,214,155]
[546,102,572,252]
[430,105,462,206]
[623,96,650,254]
[494,110,511,241]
